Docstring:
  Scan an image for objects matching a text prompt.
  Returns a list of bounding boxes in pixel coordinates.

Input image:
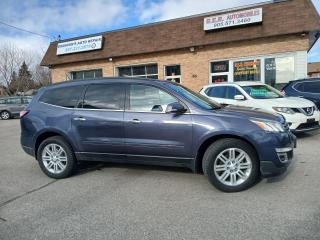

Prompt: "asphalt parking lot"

[0,119,320,240]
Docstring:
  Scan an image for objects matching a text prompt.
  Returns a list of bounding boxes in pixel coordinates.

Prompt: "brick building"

[41,0,320,91]
[308,62,320,77]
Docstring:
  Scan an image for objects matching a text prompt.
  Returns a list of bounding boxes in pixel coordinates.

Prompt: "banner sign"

[57,35,103,55]
[234,59,261,82]
[204,8,262,31]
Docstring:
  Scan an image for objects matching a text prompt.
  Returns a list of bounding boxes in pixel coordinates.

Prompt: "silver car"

[0,96,32,120]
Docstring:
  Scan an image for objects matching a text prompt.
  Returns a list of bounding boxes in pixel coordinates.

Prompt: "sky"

[0,0,320,62]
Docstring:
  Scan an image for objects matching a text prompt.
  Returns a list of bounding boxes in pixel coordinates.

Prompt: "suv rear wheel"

[202,138,259,192]
[1,110,11,120]
[37,136,76,179]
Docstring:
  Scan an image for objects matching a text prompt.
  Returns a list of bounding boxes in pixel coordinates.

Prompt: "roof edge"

[54,0,286,44]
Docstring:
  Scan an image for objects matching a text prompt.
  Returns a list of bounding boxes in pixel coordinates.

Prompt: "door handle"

[73,117,86,121]
[130,119,141,124]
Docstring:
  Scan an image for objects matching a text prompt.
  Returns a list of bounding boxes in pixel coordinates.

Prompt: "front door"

[124,83,193,166]
[72,83,125,160]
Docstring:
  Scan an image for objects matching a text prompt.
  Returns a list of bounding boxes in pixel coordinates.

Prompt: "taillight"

[20,110,29,118]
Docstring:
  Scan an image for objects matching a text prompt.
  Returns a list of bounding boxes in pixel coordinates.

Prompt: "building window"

[233,59,261,82]
[165,65,181,83]
[68,69,103,80]
[210,61,229,83]
[117,64,158,79]
[265,56,295,89]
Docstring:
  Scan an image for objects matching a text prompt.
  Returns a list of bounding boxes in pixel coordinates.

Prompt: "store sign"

[57,35,103,55]
[204,8,262,31]
[234,59,261,82]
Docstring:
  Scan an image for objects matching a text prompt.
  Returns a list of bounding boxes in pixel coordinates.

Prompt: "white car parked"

[200,82,320,133]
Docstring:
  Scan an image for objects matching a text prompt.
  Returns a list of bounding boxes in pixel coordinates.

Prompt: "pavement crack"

[0,217,7,222]
[0,180,57,209]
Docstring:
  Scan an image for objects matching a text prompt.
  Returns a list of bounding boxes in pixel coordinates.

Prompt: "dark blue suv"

[21,78,296,192]
[282,79,320,109]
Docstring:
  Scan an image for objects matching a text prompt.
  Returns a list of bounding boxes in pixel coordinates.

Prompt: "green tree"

[9,70,18,93]
[17,61,34,92]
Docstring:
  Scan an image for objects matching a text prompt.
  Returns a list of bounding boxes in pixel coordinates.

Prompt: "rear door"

[72,83,126,160]
[124,83,193,165]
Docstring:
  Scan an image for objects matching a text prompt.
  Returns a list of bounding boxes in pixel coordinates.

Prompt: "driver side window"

[226,86,243,99]
[129,84,177,112]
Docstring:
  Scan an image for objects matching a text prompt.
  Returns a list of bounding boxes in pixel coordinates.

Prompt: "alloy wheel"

[214,148,252,186]
[1,111,10,120]
[42,143,68,174]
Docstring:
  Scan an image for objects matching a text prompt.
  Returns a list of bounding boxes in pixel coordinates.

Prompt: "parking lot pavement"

[0,120,320,240]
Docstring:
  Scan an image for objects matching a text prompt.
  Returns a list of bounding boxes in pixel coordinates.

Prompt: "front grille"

[296,121,319,130]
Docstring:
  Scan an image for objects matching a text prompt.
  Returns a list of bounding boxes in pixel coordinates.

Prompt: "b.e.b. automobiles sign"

[204,8,262,31]
[56,35,103,55]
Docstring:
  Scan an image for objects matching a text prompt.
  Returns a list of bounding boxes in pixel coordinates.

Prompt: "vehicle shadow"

[294,130,320,139]
[75,161,192,176]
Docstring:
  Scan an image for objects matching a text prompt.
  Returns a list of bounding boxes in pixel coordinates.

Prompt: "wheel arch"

[194,134,259,173]
[34,130,76,160]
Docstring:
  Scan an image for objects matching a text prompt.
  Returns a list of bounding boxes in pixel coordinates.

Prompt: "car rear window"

[39,85,84,108]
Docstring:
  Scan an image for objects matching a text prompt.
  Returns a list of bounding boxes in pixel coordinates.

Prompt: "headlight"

[272,107,295,114]
[250,119,285,132]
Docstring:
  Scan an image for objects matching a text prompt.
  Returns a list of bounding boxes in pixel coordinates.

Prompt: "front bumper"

[284,112,320,132]
[259,132,296,178]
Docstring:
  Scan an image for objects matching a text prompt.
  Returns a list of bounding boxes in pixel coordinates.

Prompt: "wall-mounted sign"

[204,8,262,31]
[57,35,103,55]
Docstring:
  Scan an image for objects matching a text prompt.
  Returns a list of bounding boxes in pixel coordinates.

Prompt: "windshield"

[165,83,221,110]
[242,85,283,99]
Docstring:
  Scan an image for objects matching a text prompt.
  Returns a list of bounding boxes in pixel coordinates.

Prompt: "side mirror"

[165,102,187,114]
[234,95,245,101]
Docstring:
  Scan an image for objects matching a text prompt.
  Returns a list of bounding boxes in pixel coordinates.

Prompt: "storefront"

[41,0,320,90]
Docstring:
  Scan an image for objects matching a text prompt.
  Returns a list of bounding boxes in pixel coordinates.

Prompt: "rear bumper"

[21,145,35,157]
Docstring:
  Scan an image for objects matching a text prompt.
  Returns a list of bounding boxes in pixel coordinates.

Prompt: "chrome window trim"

[40,101,193,114]
[292,80,320,95]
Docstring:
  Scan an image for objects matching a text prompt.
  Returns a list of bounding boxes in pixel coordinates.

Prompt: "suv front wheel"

[203,138,259,192]
[37,136,76,179]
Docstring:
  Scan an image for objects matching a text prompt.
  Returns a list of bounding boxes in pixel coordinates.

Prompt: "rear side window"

[205,86,226,98]
[7,98,21,104]
[0,99,6,104]
[225,86,243,99]
[82,84,125,110]
[293,82,304,92]
[303,81,320,94]
[39,85,84,108]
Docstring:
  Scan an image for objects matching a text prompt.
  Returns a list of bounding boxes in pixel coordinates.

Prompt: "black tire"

[202,138,259,192]
[1,110,11,120]
[37,136,76,179]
